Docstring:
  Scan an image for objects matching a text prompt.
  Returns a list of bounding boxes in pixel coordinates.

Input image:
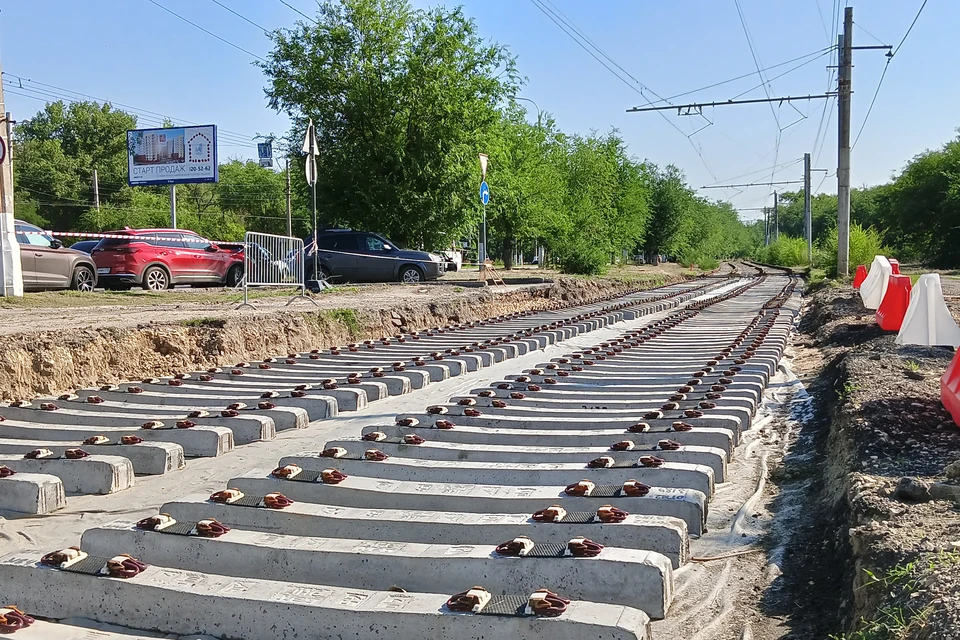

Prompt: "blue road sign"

[480,181,490,206]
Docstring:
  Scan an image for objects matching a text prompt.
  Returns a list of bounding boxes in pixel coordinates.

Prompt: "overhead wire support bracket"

[700,180,804,189]
[627,93,834,113]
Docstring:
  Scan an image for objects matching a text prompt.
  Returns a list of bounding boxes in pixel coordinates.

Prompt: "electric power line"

[527,0,728,192]
[851,0,928,150]
[145,0,269,63]
[2,76,258,147]
[657,46,834,105]
[851,60,890,150]
[893,0,928,56]
[209,0,270,33]
[276,0,317,24]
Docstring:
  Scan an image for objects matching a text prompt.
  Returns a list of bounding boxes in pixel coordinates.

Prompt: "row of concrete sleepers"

[0,273,802,639]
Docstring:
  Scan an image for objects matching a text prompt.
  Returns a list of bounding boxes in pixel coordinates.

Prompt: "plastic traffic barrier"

[876,274,912,331]
[889,258,901,275]
[897,274,960,348]
[941,350,960,426]
[859,256,892,310]
[852,265,868,289]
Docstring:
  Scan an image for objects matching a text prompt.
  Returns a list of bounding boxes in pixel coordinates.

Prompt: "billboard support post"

[170,185,177,229]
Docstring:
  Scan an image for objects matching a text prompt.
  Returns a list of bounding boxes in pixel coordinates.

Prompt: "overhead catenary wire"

[851,0,928,150]
[144,0,269,63]
[527,0,729,193]
[2,76,258,148]
[658,46,835,105]
[276,0,317,24]
[209,0,271,33]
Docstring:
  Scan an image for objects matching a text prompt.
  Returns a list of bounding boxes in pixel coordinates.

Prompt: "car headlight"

[428,254,442,262]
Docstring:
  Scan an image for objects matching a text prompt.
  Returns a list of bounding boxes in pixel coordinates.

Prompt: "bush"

[819,223,887,278]
[678,251,719,271]
[555,243,609,276]
[757,235,808,267]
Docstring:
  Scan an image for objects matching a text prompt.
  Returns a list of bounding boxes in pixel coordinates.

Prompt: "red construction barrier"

[889,258,901,275]
[852,265,867,289]
[941,351,960,426]
[876,274,912,331]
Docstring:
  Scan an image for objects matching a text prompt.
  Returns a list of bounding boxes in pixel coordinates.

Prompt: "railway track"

[0,263,801,639]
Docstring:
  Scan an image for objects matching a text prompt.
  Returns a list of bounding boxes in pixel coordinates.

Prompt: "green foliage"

[555,241,609,276]
[261,0,518,249]
[13,100,137,229]
[819,223,887,278]
[757,235,809,267]
[323,308,362,335]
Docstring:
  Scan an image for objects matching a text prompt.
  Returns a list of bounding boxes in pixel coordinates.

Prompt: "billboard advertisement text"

[127,125,218,186]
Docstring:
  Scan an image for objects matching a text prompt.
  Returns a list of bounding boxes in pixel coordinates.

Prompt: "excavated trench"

[0,264,815,639]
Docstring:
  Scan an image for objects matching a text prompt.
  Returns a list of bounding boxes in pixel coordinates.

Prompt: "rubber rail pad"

[477,595,530,617]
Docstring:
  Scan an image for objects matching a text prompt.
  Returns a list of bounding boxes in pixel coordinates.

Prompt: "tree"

[13,101,137,229]
[261,0,519,249]
[643,164,693,264]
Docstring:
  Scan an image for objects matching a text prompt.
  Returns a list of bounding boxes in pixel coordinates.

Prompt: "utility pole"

[763,207,769,246]
[773,192,779,242]
[837,7,853,277]
[92,169,100,211]
[170,185,177,229]
[285,156,292,237]
[804,152,812,265]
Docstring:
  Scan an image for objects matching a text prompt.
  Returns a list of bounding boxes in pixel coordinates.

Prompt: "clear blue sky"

[1,0,953,220]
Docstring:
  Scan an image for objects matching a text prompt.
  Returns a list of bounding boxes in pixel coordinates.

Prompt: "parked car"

[304,229,445,284]
[13,220,98,292]
[68,240,100,254]
[91,228,244,291]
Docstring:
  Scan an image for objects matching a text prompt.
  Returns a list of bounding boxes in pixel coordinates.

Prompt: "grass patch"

[323,308,362,336]
[180,317,226,329]
[830,553,960,639]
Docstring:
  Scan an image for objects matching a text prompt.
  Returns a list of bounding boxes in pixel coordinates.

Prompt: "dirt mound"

[785,285,960,639]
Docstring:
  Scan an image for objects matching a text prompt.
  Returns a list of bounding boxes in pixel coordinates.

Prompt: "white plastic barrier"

[859,255,892,310]
[896,274,960,347]
[0,211,23,296]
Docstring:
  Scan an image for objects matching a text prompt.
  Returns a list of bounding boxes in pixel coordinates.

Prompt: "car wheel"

[71,265,96,292]
[399,265,424,284]
[226,264,243,287]
[142,266,170,291]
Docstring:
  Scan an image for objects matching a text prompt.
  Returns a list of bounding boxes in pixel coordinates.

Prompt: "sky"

[0,0,954,221]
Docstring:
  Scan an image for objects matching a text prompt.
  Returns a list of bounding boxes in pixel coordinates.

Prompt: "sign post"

[478,153,489,268]
[302,120,320,288]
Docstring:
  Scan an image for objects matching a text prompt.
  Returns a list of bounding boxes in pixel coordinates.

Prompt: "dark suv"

[305,230,444,284]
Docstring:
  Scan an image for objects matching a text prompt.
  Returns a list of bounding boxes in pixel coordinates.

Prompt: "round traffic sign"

[480,181,490,206]
[0,137,6,165]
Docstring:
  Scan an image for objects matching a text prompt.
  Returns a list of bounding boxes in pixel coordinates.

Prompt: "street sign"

[257,141,273,168]
[0,137,6,165]
[301,120,319,156]
[480,181,490,206]
[478,153,488,179]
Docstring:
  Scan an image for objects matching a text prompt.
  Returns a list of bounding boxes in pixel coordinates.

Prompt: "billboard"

[127,125,218,186]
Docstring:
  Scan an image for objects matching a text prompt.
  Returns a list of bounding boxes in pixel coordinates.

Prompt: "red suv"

[91,228,244,291]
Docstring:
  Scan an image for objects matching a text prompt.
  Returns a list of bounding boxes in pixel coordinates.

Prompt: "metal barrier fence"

[236,231,317,310]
